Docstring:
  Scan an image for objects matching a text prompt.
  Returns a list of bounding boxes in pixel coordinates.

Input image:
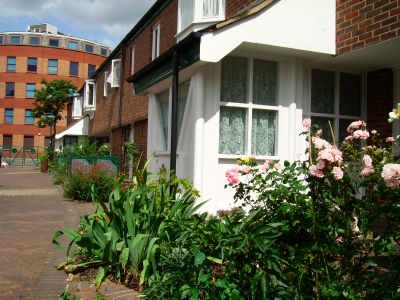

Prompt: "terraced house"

[0,23,109,152]
[68,0,400,212]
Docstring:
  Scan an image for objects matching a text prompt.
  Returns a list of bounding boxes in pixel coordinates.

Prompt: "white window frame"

[218,56,279,160]
[104,71,109,97]
[152,24,160,60]
[83,80,96,110]
[110,59,121,88]
[72,95,83,119]
[130,46,135,75]
[178,0,225,32]
[306,68,365,142]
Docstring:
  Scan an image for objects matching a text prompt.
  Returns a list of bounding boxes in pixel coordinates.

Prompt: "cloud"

[0,0,157,47]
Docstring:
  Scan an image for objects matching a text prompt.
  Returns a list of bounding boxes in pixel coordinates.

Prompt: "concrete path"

[0,167,92,299]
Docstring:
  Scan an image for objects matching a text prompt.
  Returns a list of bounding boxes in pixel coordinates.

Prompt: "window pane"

[49,38,59,47]
[180,0,194,29]
[253,60,277,105]
[340,73,361,116]
[85,44,94,53]
[252,109,277,156]
[6,82,15,97]
[101,48,108,56]
[11,36,20,45]
[26,83,36,98]
[157,90,169,150]
[311,116,335,142]
[88,64,96,77]
[178,81,190,141]
[27,57,37,72]
[48,59,57,73]
[221,56,248,103]
[3,135,12,148]
[24,136,34,149]
[68,41,78,50]
[7,57,16,71]
[5,109,14,124]
[25,110,34,124]
[29,36,40,45]
[203,0,219,17]
[70,62,79,76]
[0,36,3,44]
[219,106,246,155]
[311,69,335,114]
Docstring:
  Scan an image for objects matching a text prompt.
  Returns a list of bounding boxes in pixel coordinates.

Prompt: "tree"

[32,79,77,149]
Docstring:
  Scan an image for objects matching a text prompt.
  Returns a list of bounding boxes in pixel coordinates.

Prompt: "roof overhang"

[55,116,89,140]
[127,32,201,94]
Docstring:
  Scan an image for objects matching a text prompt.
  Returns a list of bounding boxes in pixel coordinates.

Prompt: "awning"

[55,116,89,140]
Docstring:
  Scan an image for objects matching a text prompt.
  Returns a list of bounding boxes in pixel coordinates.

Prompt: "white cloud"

[0,0,157,47]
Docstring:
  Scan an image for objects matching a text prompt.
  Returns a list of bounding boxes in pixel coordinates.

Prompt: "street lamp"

[45,113,56,151]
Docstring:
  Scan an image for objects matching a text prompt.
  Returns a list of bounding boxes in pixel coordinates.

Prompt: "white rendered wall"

[200,0,336,63]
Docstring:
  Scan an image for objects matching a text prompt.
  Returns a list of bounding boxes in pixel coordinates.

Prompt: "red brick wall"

[336,0,400,55]
[111,127,124,168]
[226,0,260,19]
[367,68,393,138]
[134,119,148,166]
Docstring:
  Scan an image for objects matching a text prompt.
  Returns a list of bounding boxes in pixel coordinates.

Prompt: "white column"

[193,70,205,192]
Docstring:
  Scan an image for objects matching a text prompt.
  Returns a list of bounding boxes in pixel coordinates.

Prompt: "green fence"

[0,146,46,167]
[55,154,120,175]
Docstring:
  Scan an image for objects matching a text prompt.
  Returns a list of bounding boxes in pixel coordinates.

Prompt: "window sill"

[5,96,15,98]
[218,154,279,161]
[26,71,37,74]
[153,151,179,158]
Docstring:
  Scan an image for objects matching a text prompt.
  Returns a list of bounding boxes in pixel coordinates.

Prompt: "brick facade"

[336,0,400,55]
[367,68,394,138]
[226,0,260,19]
[0,44,106,148]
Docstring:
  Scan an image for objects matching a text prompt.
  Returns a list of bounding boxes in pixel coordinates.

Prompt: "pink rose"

[353,130,370,140]
[332,167,343,180]
[309,165,324,178]
[241,165,252,174]
[344,135,353,143]
[363,155,373,167]
[302,118,311,128]
[317,159,325,170]
[361,166,374,177]
[347,120,366,133]
[336,236,344,242]
[386,136,395,142]
[381,163,400,188]
[273,163,281,171]
[333,205,341,211]
[260,160,271,173]
[371,130,377,134]
[312,137,331,150]
[225,167,239,186]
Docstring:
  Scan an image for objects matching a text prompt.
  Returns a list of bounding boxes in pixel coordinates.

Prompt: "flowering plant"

[225,117,400,298]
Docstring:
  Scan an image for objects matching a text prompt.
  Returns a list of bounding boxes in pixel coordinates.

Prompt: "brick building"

[0,23,109,150]
[71,0,399,212]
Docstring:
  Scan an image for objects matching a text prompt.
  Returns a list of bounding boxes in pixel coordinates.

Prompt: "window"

[6,82,15,97]
[68,41,78,50]
[3,135,12,148]
[72,95,82,118]
[88,64,96,78]
[25,109,35,124]
[101,48,108,56]
[178,0,225,32]
[310,69,362,141]
[130,47,135,75]
[157,90,170,150]
[29,36,40,45]
[48,59,58,74]
[84,80,96,109]
[7,56,16,71]
[44,136,50,147]
[219,56,278,156]
[4,108,14,124]
[64,136,78,149]
[152,25,160,60]
[10,36,21,45]
[104,71,109,96]
[85,44,94,53]
[0,36,4,44]
[23,136,34,150]
[70,61,79,76]
[26,83,36,98]
[110,59,121,88]
[49,38,59,47]
[27,57,37,72]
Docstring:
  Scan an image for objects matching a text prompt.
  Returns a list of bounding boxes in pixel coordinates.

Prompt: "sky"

[0,0,157,49]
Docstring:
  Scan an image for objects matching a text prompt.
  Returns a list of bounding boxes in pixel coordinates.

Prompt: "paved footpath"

[0,168,139,300]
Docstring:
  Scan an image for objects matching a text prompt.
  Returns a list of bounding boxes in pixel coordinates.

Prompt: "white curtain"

[203,0,219,17]
[180,0,195,29]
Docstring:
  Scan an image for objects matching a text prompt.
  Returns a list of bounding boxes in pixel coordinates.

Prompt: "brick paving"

[0,167,140,299]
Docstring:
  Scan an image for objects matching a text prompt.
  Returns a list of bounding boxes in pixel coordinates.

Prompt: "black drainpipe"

[170,49,179,172]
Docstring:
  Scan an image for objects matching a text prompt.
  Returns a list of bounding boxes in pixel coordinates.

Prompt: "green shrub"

[63,162,115,201]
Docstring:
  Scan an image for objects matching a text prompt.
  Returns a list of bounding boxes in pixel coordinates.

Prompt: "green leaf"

[119,248,130,268]
[194,252,206,266]
[95,267,106,289]
[207,256,223,264]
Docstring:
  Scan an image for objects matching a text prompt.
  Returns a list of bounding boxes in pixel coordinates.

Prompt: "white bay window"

[72,95,82,119]
[309,69,363,141]
[178,0,225,32]
[219,56,278,157]
[83,80,96,111]
[110,59,121,88]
